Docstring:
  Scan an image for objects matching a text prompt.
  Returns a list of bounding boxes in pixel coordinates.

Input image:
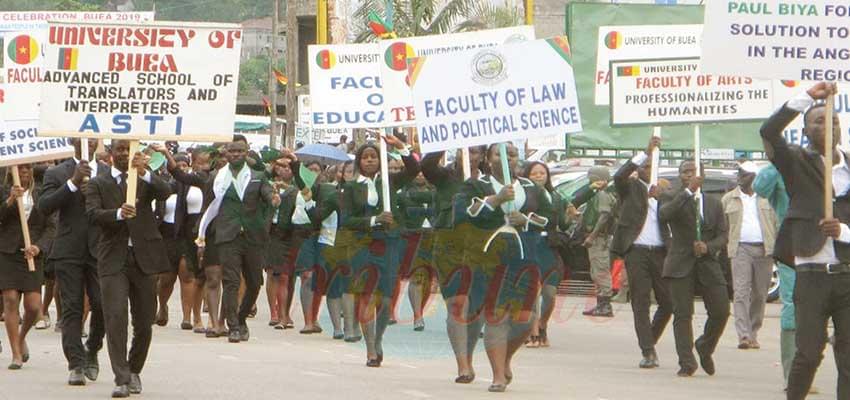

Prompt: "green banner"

[565,3,765,151]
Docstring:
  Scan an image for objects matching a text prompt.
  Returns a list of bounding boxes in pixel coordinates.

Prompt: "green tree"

[353,0,478,42]
[238,54,287,96]
[455,0,523,32]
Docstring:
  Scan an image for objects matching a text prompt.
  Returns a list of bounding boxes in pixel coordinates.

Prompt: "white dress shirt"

[631,153,664,247]
[65,157,98,192]
[163,194,177,224]
[186,186,203,215]
[22,189,34,220]
[114,167,152,247]
[739,191,764,243]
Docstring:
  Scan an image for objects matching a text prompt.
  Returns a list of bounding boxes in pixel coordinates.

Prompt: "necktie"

[695,195,702,241]
[119,173,128,196]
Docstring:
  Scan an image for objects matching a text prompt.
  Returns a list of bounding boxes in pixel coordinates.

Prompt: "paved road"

[0,294,838,399]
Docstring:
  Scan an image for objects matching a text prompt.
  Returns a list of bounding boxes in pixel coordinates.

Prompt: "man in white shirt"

[721,162,778,350]
[610,135,673,370]
[760,82,850,400]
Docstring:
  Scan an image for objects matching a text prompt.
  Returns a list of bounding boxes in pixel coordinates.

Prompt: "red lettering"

[108,53,178,73]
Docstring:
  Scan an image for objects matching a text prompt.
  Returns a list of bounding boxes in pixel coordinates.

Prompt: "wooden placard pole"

[825,93,835,219]
[650,126,661,186]
[11,166,36,272]
[461,147,471,180]
[126,140,140,206]
[380,129,392,213]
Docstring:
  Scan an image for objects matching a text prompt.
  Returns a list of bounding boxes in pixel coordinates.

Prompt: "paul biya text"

[0,128,68,157]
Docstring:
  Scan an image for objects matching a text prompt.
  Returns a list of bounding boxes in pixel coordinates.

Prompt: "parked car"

[552,166,780,302]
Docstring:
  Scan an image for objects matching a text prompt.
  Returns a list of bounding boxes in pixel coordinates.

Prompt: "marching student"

[462,143,553,392]
[85,140,173,397]
[341,136,419,367]
[0,164,54,369]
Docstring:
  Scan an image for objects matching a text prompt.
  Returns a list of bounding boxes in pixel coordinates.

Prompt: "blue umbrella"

[294,143,350,165]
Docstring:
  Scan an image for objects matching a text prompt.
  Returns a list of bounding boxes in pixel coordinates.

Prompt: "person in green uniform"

[463,143,553,392]
[580,167,616,317]
[523,161,569,348]
[421,145,488,384]
[396,170,436,332]
[265,157,298,330]
[335,161,362,342]
[340,137,419,367]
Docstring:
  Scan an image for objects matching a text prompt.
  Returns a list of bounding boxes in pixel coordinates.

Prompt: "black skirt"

[0,251,43,292]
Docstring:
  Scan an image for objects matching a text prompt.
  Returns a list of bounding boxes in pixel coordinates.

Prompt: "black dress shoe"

[639,350,659,369]
[239,326,250,342]
[366,359,381,367]
[228,330,241,343]
[676,366,697,377]
[111,384,130,398]
[129,373,142,394]
[697,347,715,376]
[68,368,86,386]
[84,351,99,381]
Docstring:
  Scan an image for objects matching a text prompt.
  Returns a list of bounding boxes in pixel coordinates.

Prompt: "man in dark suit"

[611,135,673,369]
[38,138,108,386]
[761,82,850,400]
[197,140,279,343]
[85,139,172,398]
[658,161,730,378]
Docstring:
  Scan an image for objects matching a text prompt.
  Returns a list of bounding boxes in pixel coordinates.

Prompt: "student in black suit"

[658,161,730,378]
[761,82,850,400]
[85,139,173,398]
[196,141,280,343]
[611,135,673,369]
[38,138,108,386]
[0,164,54,369]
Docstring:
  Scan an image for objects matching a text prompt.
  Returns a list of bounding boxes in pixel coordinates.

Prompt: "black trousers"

[667,258,730,370]
[54,259,105,370]
[220,236,264,331]
[100,249,156,386]
[624,246,673,356]
[787,270,850,400]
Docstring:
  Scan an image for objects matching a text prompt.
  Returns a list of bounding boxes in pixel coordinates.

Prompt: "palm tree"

[454,0,523,32]
[352,0,479,42]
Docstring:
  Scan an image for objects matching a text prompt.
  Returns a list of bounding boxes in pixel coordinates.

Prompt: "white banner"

[609,57,775,126]
[0,119,72,167]
[307,43,382,129]
[595,24,701,105]
[297,93,350,144]
[39,20,242,141]
[380,26,535,127]
[410,37,582,154]
[702,1,850,81]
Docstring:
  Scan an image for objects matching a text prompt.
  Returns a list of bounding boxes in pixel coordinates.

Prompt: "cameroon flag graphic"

[616,66,640,77]
[316,49,336,70]
[604,31,622,50]
[58,48,79,70]
[7,35,39,65]
[781,80,798,88]
[385,42,414,72]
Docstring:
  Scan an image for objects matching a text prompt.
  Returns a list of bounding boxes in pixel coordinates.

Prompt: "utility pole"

[284,0,298,149]
[268,0,279,148]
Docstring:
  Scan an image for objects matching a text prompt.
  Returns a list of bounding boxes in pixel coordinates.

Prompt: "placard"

[296,94,350,144]
[307,43,383,129]
[0,119,72,167]
[609,57,775,126]
[39,20,242,141]
[410,37,582,154]
[380,26,535,127]
[702,1,850,81]
[595,24,701,106]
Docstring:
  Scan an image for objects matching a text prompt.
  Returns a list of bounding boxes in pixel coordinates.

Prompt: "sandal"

[526,336,540,348]
[488,383,507,393]
[454,374,475,384]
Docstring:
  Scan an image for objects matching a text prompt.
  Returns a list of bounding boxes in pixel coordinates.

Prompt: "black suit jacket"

[658,188,728,279]
[84,170,173,277]
[38,158,111,263]
[760,104,850,266]
[205,167,275,245]
[0,184,55,256]
[610,160,671,256]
